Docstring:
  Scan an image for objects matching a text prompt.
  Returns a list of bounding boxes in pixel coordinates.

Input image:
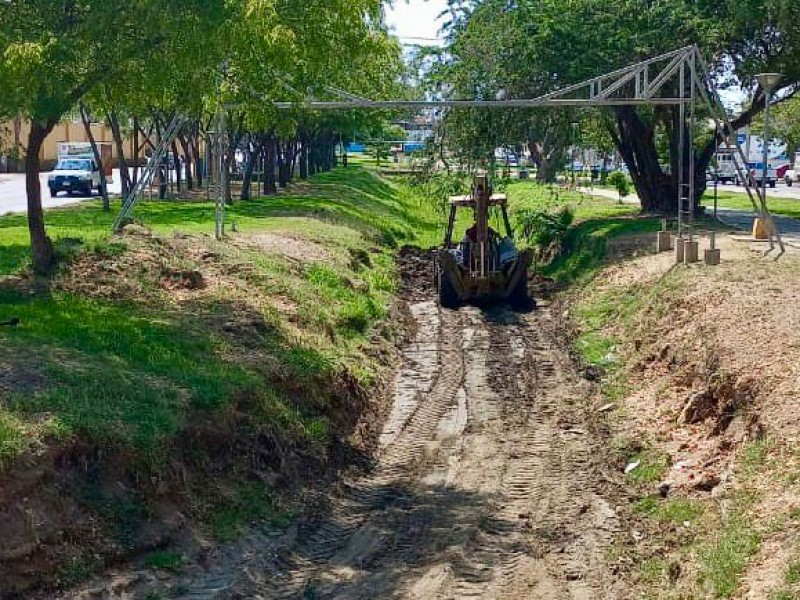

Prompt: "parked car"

[785,169,799,187]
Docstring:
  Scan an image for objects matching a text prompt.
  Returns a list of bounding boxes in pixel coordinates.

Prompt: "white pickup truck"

[47,142,113,197]
[785,154,800,186]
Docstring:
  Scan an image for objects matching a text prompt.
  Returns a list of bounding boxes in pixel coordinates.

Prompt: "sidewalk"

[580,186,800,249]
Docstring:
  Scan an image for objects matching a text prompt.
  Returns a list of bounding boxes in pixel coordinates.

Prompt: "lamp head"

[756,72,783,93]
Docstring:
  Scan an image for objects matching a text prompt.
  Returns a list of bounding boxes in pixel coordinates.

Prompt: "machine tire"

[507,269,533,310]
[770,181,777,188]
[48,186,57,197]
[438,268,459,309]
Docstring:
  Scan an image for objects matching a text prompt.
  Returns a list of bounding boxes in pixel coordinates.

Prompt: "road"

[0,170,122,215]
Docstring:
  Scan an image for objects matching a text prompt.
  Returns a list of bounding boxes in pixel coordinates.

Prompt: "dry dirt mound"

[574,234,800,597]
[249,232,332,263]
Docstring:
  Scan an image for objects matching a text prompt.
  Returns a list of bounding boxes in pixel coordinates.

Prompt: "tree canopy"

[433,0,800,210]
[0,0,405,271]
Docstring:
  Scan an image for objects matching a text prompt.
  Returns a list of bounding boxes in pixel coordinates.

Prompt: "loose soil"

[570,233,800,598]
[52,250,631,599]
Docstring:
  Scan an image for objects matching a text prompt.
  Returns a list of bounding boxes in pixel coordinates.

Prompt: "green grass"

[542,217,662,285]
[633,497,706,524]
[626,450,670,485]
[704,189,800,220]
[144,551,186,572]
[0,167,443,276]
[210,481,294,541]
[0,164,446,469]
[698,512,762,598]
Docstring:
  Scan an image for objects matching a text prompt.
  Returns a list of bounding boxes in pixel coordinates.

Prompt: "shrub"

[607,171,631,202]
[515,206,575,263]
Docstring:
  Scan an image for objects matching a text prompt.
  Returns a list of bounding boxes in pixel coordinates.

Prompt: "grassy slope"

[0,169,651,464]
[0,166,448,465]
[506,179,662,284]
[568,255,800,598]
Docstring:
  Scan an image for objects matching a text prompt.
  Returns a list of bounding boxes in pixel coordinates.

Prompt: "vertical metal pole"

[714,123,719,219]
[688,60,696,241]
[215,109,227,241]
[677,62,686,242]
[761,88,771,219]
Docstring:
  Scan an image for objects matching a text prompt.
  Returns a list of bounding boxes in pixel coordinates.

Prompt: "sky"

[385,0,449,46]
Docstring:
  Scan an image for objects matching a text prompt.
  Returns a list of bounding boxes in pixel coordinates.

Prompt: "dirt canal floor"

[59,253,630,600]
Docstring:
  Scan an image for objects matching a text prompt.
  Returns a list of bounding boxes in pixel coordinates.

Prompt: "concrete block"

[656,231,673,253]
[683,240,699,264]
[704,248,721,265]
[752,218,773,240]
[675,240,685,263]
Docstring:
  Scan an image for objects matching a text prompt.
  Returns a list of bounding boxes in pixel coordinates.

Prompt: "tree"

[439,0,800,213]
[0,0,227,272]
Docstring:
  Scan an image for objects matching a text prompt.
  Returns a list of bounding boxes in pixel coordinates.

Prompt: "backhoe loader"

[435,173,533,308]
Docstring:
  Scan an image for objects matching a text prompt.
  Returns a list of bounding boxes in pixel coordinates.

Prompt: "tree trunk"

[528,141,558,183]
[132,116,140,187]
[299,136,309,179]
[277,140,288,189]
[240,137,264,201]
[26,120,56,273]
[611,106,710,215]
[107,110,132,198]
[171,139,182,194]
[177,134,194,190]
[308,137,318,176]
[191,131,202,187]
[263,137,277,195]
[79,104,110,210]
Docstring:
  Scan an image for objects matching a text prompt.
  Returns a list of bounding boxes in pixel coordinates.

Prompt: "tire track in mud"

[59,298,626,600]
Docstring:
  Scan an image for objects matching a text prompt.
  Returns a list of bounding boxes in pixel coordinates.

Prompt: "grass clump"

[626,450,670,485]
[698,513,761,598]
[210,481,294,541]
[0,411,26,466]
[633,497,706,525]
[144,551,186,572]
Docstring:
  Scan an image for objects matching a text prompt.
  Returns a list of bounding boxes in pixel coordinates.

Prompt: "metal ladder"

[112,114,183,232]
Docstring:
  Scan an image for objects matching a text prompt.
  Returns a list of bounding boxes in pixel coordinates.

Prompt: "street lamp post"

[755,72,782,237]
[571,120,579,188]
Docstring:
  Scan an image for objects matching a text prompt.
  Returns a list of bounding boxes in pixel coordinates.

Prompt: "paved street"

[0,169,122,215]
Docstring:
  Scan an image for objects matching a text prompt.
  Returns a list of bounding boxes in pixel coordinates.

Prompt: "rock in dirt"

[583,365,602,382]
[680,390,717,425]
[693,473,721,492]
[163,269,205,290]
[658,482,671,498]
